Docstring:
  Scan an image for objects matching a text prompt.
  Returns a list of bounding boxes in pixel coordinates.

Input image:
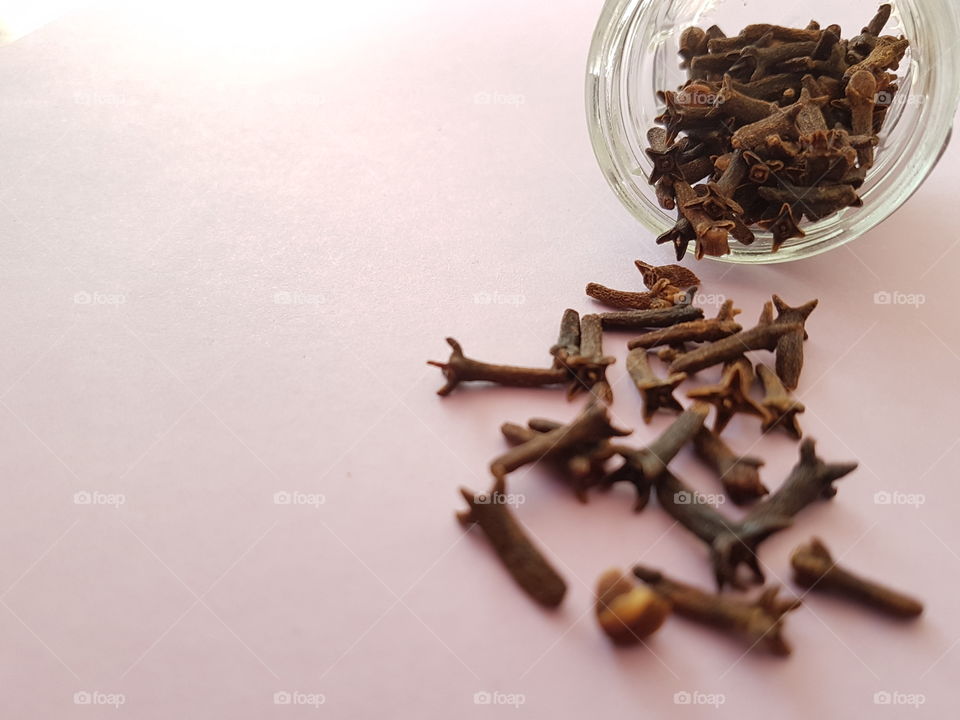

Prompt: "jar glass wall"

[586,0,960,264]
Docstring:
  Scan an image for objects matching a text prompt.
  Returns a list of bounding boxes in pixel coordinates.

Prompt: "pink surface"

[1,2,959,717]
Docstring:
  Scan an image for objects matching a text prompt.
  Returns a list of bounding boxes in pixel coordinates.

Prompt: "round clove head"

[596,569,671,646]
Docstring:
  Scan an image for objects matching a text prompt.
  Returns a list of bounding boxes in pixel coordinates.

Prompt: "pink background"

[2,1,959,717]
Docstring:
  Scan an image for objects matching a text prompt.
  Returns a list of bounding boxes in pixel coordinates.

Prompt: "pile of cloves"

[647,5,909,258]
[430,258,923,657]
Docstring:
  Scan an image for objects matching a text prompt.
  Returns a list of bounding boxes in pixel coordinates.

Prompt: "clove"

[758,364,805,439]
[632,566,801,656]
[668,302,801,375]
[687,356,769,434]
[606,404,709,511]
[499,420,617,502]
[790,538,923,618]
[428,338,568,396]
[458,478,567,607]
[634,260,701,290]
[595,569,672,645]
[550,308,581,370]
[598,304,704,331]
[772,294,818,391]
[490,402,631,482]
[566,313,617,401]
[845,70,879,167]
[693,427,768,505]
[586,278,677,310]
[626,348,687,423]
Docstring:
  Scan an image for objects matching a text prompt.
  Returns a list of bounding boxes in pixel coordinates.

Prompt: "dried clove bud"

[790,538,923,618]
[657,438,856,588]
[605,404,709,511]
[428,338,568,396]
[675,181,734,259]
[668,302,801,375]
[550,308,581,370]
[499,421,617,502]
[627,315,743,350]
[730,104,802,150]
[566,314,617,401]
[595,569,672,645]
[632,566,800,656]
[758,364,805,439]
[693,427,768,504]
[598,304,704,331]
[586,278,677,310]
[634,260,701,289]
[772,294,818,391]
[458,478,567,607]
[844,35,909,80]
[687,355,769,433]
[758,203,805,252]
[626,348,687,423]
[845,70,879,167]
[490,402,631,482]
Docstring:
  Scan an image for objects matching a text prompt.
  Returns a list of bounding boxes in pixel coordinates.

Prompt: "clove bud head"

[595,569,672,646]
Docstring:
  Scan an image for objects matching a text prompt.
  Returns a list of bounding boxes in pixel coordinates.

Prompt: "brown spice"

[458,478,567,607]
[595,569,672,645]
[428,338,568,396]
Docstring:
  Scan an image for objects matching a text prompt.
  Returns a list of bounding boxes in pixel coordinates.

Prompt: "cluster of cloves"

[647,6,909,258]
[431,258,923,656]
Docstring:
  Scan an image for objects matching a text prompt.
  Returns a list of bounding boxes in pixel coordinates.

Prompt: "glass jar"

[586,0,960,264]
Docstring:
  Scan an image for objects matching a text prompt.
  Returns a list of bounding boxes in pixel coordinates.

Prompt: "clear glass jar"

[586,0,960,264]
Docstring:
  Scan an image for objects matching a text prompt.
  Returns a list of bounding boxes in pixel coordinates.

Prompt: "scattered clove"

[586,278,677,310]
[687,356,769,433]
[490,402,631,483]
[669,302,801,375]
[632,566,801,656]
[693,427,768,505]
[566,314,617,401]
[772,294,818,390]
[758,364,805,439]
[500,420,617,502]
[634,260,700,289]
[598,304,704,331]
[595,568,672,645]
[458,478,567,607]
[790,538,923,618]
[428,338,568,396]
[605,404,710,511]
[626,348,686,423]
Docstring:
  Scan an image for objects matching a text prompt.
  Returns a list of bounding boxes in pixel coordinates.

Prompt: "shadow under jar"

[586,0,960,263]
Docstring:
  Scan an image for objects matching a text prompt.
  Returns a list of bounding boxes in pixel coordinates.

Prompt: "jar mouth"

[586,0,960,264]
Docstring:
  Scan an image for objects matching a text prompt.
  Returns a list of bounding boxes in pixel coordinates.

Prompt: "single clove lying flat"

[627,304,743,350]
[490,402,631,483]
[458,478,567,607]
[599,304,704,331]
[790,538,923,618]
[758,363,805,439]
[586,278,678,310]
[692,427,768,505]
[595,568,672,645]
[632,565,801,656]
[428,338,567,396]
